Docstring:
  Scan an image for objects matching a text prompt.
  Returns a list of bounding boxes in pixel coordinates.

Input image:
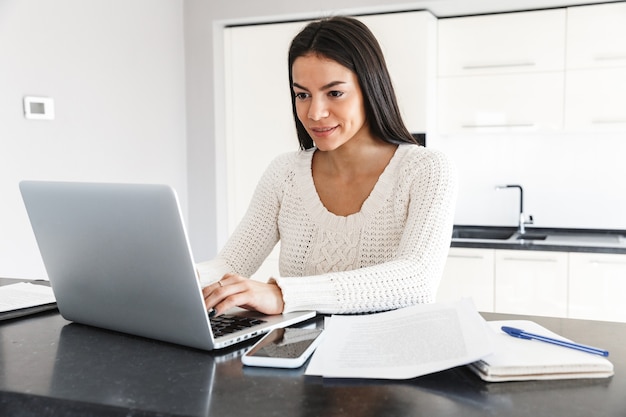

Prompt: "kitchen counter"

[451,225,626,254]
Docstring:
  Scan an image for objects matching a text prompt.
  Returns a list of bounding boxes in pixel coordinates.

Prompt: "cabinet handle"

[502,257,558,263]
[594,55,626,62]
[461,123,535,128]
[449,255,486,260]
[462,61,535,70]
[588,260,626,266]
[592,119,626,125]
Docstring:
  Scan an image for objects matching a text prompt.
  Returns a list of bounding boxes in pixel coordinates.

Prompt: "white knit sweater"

[197,144,457,314]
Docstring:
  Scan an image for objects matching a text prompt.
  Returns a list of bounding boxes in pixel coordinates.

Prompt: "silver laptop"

[19,180,315,350]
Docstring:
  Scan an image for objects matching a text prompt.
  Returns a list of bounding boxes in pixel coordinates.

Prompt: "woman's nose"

[307,98,329,121]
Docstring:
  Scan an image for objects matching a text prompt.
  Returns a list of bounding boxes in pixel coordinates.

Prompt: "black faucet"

[495,184,534,235]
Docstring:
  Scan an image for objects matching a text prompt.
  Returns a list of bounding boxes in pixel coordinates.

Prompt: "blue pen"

[501,326,609,357]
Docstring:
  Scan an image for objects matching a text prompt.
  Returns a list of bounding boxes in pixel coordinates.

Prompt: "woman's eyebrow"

[292,80,347,91]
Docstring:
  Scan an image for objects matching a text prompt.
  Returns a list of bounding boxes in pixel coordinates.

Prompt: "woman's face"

[292,54,370,151]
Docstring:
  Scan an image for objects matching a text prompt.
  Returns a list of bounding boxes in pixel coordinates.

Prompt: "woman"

[198,16,457,316]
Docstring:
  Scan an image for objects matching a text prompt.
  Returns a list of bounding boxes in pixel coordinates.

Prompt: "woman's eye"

[294,92,309,100]
[329,90,344,98]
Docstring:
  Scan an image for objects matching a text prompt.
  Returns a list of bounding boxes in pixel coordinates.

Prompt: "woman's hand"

[202,273,284,316]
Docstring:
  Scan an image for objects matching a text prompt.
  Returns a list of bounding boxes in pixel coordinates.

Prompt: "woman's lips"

[309,126,337,138]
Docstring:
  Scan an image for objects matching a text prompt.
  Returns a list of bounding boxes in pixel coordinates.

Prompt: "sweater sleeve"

[273,149,458,314]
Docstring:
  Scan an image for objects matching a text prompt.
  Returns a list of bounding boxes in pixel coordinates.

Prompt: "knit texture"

[197,144,457,314]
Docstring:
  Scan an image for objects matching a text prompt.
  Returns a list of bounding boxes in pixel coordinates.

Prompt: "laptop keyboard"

[210,314,267,338]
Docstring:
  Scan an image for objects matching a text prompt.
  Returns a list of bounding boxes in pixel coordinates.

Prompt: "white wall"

[434,132,626,229]
[0,0,187,279]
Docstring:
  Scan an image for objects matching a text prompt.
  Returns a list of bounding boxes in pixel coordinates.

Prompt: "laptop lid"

[19,181,314,350]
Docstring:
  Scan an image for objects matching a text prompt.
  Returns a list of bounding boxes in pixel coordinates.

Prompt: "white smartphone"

[242,327,324,368]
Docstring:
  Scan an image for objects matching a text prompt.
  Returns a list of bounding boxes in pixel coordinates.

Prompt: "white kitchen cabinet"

[564,3,626,132]
[566,2,626,70]
[438,9,566,77]
[437,73,564,134]
[569,252,626,322]
[445,245,626,322]
[437,9,565,134]
[224,21,306,235]
[565,68,626,132]
[437,248,495,312]
[494,250,568,317]
[357,12,438,133]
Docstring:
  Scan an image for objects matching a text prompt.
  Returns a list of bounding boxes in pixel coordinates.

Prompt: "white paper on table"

[305,298,492,379]
[0,282,56,312]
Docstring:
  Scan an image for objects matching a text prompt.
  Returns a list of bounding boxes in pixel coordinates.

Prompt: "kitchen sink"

[516,233,547,241]
[451,228,514,240]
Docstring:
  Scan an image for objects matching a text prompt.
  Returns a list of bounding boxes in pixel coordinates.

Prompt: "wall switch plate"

[23,96,55,120]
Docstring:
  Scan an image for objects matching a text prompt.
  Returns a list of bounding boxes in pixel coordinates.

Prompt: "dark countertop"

[451,225,626,254]
[1,291,625,416]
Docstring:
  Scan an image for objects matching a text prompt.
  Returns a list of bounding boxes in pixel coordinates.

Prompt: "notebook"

[469,320,614,382]
[19,180,315,350]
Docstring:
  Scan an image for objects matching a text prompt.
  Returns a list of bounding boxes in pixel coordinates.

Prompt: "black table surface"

[1,280,624,416]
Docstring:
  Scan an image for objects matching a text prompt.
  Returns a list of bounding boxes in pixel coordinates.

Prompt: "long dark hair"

[288,16,418,150]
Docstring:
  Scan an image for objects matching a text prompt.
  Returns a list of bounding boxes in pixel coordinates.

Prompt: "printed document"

[306,298,492,379]
[0,282,56,313]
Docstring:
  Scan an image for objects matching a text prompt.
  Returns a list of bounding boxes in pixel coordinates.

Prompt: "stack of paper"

[305,298,493,379]
[303,298,614,382]
[469,320,614,382]
[0,282,56,313]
